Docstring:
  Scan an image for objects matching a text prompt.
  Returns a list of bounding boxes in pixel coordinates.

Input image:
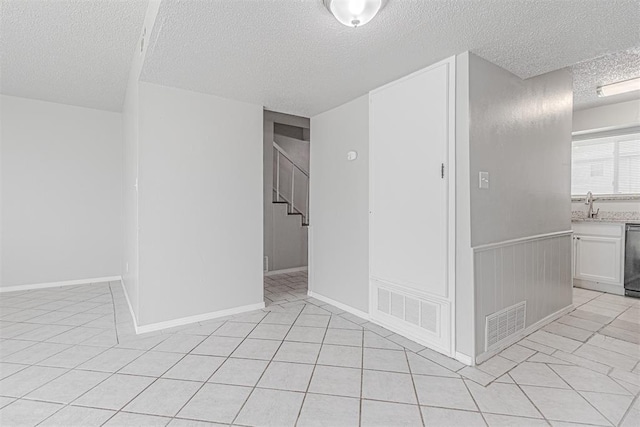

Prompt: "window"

[572,132,640,196]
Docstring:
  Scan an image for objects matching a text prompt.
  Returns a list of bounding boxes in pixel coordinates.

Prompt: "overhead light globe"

[324,0,384,28]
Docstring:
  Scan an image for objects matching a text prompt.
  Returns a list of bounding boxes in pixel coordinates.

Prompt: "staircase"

[273,141,309,226]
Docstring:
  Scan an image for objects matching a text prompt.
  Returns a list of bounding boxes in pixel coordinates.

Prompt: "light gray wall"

[263,114,275,271]
[121,0,161,320]
[454,52,474,358]
[573,99,640,133]
[271,204,308,271]
[469,54,573,247]
[122,76,140,318]
[466,54,574,358]
[137,82,263,326]
[1,95,123,287]
[309,95,369,313]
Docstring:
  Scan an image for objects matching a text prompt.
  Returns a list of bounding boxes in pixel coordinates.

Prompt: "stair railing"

[273,142,309,224]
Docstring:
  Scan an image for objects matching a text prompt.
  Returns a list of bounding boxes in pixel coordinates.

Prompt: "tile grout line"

[229,303,307,426]
[97,315,239,426]
[38,290,236,425]
[403,348,426,426]
[32,288,211,426]
[292,303,332,426]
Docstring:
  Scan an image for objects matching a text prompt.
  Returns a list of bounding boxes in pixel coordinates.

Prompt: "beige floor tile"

[234,388,305,427]
[360,400,422,427]
[297,394,360,427]
[521,385,609,425]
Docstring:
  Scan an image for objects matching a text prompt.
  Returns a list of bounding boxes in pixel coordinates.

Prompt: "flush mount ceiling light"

[324,0,385,28]
[596,77,640,97]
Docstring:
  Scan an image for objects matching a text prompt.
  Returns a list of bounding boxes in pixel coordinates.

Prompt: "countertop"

[571,210,640,224]
[572,218,640,224]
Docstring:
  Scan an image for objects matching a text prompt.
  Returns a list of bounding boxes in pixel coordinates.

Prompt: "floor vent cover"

[485,301,526,351]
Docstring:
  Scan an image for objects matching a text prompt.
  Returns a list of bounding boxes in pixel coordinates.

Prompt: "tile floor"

[0,273,638,426]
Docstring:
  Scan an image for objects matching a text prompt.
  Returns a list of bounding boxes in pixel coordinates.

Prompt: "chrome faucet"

[585,191,599,219]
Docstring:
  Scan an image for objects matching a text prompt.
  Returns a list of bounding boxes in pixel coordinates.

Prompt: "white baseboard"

[455,352,474,366]
[574,279,624,296]
[475,304,574,364]
[307,290,370,320]
[118,279,265,335]
[135,301,265,334]
[0,275,122,293]
[265,266,308,276]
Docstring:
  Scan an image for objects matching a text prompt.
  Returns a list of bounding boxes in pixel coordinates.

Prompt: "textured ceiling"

[141,0,640,116]
[0,0,148,111]
[571,47,640,110]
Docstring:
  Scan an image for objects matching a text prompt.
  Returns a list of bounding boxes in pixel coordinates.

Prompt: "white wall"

[136,82,263,326]
[122,77,140,318]
[454,52,474,358]
[573,99,640,133]
[309,95,369,313]
[121,0,161,321]
[1,95,122,287]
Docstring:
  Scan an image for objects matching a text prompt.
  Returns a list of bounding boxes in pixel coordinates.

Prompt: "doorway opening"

[263,110,310,306]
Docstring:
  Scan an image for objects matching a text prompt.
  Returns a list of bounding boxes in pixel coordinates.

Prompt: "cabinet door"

[370,63,449,297]
[574,236,622,284]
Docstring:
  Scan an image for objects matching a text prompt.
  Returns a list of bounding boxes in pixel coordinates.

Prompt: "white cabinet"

[572,222,624,294]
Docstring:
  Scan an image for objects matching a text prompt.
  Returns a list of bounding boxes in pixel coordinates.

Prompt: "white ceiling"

[140,0,640,117]
[571,47,640,110]
[1,1,639,115]
[0,0,148,112]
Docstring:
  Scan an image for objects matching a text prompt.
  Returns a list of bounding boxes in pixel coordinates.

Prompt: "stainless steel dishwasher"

[625,223,640,298]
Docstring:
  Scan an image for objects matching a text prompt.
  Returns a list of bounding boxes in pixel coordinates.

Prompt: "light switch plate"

[479,171,489,189]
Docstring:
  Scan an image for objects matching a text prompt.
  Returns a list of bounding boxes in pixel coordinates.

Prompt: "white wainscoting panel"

[474,232,573,357]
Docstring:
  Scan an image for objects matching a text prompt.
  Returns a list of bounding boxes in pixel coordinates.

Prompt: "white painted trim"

[265,266,308,276]
[308,290,370,320]
[474,304,573,364]
[455,352,474,366]
[473,230,573,252]
[447,54,458,365]
[574,279,625,296]
[0,276,122,293]
[118,279,265,335]
[135,302,266,334]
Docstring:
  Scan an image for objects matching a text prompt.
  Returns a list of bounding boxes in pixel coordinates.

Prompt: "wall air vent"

[376,286,439,334]
[485,301,526,351]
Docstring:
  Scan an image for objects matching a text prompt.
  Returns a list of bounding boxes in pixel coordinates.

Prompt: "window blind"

[571,133,640,196]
